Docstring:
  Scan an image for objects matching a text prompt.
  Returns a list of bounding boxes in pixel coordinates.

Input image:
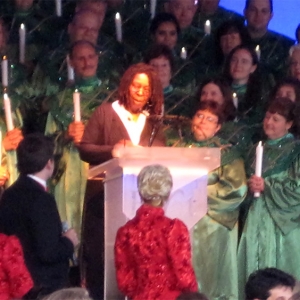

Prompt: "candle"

[66,55,75,81]
[255,45,261,61]
[1,56,8,87]
[204,20,211,35]
[19,23,26,64]
[232,92,238,109]
[180,47,187,60]
[55,0,62,17]
[115,13,122,43]
[3,93,14,131]
[150,0,157,19]
[73,89,81,122]
[254,141,264,197]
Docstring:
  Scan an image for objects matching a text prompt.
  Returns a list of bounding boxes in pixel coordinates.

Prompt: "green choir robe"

[238,133,300,299]
[45,76,114,236]
[180,136,248,300]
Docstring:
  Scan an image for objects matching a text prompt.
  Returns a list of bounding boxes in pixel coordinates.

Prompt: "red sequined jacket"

[114,204,197,300]
[0,234,33,300]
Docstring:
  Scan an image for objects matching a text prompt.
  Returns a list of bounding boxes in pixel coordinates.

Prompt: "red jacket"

[0,234,33,300]
[114,204,197,300]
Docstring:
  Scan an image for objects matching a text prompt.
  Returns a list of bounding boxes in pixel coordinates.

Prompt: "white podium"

[88,147,220,300]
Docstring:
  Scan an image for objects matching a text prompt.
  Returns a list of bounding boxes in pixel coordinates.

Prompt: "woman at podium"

[114,164,198,300]
[178,100,247,300]
[78,62,165,165]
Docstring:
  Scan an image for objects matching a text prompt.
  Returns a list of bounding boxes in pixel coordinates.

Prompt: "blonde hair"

[138,164,173,206]
[42,288,91,300]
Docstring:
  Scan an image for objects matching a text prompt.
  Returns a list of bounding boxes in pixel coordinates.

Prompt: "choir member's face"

[68,12,100,45]
[198,0,220,14]
[14,0,34,10]
[275,85,296,102]
[200,83,224,104]
[244,0,273,32]
[168,0,197,29]
[265,285,293,300]
[70,44,98,78]
[154,22,178,50]
[128,73,151,113]
[192,109,221,141]
[149,56,171,89]
[220,32,242,56]
[230,48,256,85]
[263,111,292,140]
[290,49,300,81]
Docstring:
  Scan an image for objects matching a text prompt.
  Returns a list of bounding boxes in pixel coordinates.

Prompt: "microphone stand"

[148,115,163,147]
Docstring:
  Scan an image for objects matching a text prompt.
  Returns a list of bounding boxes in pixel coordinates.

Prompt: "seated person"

[114,164,197,300]
[245,268,295,300]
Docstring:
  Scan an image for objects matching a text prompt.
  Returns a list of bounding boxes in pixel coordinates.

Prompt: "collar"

[266,133,294,146]
[27,175,47,190]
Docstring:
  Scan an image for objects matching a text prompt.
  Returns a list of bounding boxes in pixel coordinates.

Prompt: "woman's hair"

[138,164,173,206]
[197,77,236,121]
[143,44,175,72]
[42,288,91,300]
[215,20,251,64]
[118,63,163,115]
[270,78,300,104]
[149,12,181,36]
[193,100,226,125]
[267,97,295,123]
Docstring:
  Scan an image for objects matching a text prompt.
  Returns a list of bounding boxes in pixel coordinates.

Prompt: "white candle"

[19,23,26,64]
[55,0,62,17]
[150,0,157,19]
[255,45,261,61]
[115,13,122,43]
[66,55,75,81]
[1,56,8,87]
[204,20,211,35]
[3,93,14,131]
[180,47,187,60]
[73,89,81,122]
[254,141,263,197]
[233,92,238,109]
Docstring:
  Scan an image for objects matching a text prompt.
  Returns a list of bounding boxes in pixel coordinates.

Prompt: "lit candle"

[115,13,122,43]
[3,93,14,131]
[55,0,62,17]
[255,45,261,61]
[180,47,187,60]
[150,0,157,19]
[73,89,81,122]
[66,55,74,82]
[19,23,26,64]
[1,56,8,87]
[204,20,211,35]
[233,92,238,109]
[254,141,264,197]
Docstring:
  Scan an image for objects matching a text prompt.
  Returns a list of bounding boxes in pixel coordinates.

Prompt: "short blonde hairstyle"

[42,288,91,300]
[289,44,300,57]
[138,164,173,205]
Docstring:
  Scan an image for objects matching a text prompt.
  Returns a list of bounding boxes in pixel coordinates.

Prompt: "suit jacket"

[78,102,165,165]
[114,204,197,300]
[0,175,74,295]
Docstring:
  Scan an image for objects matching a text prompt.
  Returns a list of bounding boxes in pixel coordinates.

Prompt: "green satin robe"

[181,137,248,300]
[238,133,300,299]
[45,77,113,236]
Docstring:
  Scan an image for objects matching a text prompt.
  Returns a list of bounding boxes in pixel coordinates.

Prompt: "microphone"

[61,221,78,266]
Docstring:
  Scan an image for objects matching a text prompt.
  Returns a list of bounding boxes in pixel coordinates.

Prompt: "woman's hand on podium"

[3,128,24,151]
[68,122,85,144]
[112,139,135,157]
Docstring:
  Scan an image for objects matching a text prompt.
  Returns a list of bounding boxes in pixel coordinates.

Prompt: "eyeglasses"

[195,113,218,124]
[131,83,150,95]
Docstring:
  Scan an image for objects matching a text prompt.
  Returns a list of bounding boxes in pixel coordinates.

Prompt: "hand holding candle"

[19,24,26,64]
[1,56,8,87]
[254,141,264,197]
[115,13,122,43]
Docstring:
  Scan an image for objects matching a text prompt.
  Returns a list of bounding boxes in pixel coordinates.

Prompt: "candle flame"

[233,92,237,98]
[2,56,7,60]
[20,23,25,29]
[75,89,78,93]
[255,45,260,51]
[258,141,262,146]
[3,93,9,100]
[115,12,121,20]
[205,20,210,26]
[181,47,186,53]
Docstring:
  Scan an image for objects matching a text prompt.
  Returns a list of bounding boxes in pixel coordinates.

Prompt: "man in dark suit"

[0,133,79,297]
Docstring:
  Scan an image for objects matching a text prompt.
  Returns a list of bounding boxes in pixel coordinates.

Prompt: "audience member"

[270,78,300,103]
[0,133,79,297]
[245,268,295,300]
[289,44,300,82]
[114,164,197,300]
